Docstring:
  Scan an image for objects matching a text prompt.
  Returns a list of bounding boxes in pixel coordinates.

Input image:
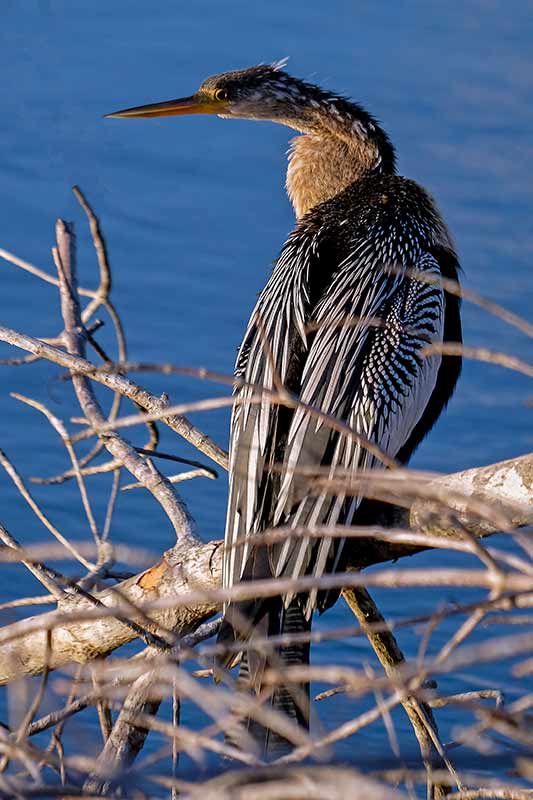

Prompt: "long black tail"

[217,597,311,759]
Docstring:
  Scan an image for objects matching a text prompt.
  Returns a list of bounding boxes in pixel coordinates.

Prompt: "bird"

[107,60,462,757]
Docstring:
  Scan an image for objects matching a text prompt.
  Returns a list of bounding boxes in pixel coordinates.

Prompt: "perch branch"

[0,452,529,686]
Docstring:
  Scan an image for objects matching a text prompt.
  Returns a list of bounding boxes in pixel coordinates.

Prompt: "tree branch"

[0,452,529,686]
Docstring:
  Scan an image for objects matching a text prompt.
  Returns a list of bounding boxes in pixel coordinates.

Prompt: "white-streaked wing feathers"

[273,252,444,611]
[224,234,445,612]
[223,233,317,590]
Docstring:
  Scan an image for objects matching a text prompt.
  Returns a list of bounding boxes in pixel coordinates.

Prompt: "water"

[0,0,532,792]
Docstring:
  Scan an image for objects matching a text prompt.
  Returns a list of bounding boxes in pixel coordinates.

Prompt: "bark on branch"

[0,452,530,686]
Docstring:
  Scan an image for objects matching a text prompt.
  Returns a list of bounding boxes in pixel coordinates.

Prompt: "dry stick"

[171,683,179,800]
[71,186,126,483]
[44,663,85,785]
[366,662,403,767]
[83,299,165,495]
[31,443,110,485]
[33,457,124,482]
[3,562,533,670]
[278,689,405,764]
[342,587,461,800]
[310,471,513,534]
[27,693,98,738]
[134,446,218,475]
[0,449,94,571]
[0,539,220,686]
[16,630,52,743]
[0,247,97,298]
[131,713,259,766]
[102,466,121,542]
[69,393,245,441]
[0,353,40,366]
[92,670,114,745]
[39,445,218,485]
[83,661,167,795]
[264,649,529,768]
[0,210,124,480]
[425,587,502,688]
[428,690,504,709]
[122,468,216,492]
[72,186,111,303]
[0,522,65,601]
[444,790,533,800]
[54,219,193,541]
[224,524,531,576]
[69,363,396,469]
[455,694,533,753]
[0,563,528,648]
[0,323,229,470]
[386,263,533,339]
[422,342,533,379]
[0,629,52,777]
[358,664,417,800]
[82,626,294,745]
[11,393,101,548]
[0,539,154,568]
[460,705,533,752]
[91,659,309,761]
[0,594,55,611]
[7,393,118,590]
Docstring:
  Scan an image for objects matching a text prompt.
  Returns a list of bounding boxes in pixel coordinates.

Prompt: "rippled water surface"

[0,0,532,791]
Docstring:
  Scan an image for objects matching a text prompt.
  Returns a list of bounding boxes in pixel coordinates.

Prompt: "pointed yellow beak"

[105,94,226,119]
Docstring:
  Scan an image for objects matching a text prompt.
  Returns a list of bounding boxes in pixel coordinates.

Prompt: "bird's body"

[220,171,461,753]
[108,62,462,757]
[225,171,460,611]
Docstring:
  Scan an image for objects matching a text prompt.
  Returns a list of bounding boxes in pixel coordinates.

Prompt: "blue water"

[0,0,532,793]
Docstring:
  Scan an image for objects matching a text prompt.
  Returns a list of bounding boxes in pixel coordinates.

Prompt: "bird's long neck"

[285,99,395,219]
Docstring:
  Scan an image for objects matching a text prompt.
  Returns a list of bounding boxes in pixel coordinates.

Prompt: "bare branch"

[0,323,229,469]
[53,218,193,542]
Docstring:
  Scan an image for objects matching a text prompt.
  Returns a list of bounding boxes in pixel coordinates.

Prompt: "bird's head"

[106,60,329,130]
[106,61,396,216]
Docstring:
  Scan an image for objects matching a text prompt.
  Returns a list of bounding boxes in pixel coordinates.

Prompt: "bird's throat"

[286,131,379,219]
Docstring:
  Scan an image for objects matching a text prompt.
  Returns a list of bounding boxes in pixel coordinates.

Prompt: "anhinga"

[108,61,462,756]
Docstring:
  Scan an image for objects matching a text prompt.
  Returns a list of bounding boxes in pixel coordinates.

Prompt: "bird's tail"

[216,596,311,759]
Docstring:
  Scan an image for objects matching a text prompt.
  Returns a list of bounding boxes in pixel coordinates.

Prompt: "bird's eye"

[215,88,229,101]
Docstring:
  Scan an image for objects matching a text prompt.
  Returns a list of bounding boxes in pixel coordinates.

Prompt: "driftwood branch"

[0,540,220,685]
[0,452,530,686]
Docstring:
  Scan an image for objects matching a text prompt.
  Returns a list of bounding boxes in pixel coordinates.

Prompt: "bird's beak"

[105,94,226,119]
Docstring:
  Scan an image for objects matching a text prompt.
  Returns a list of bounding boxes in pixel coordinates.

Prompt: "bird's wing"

[224,231,319,590]
[270,251,445,610]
